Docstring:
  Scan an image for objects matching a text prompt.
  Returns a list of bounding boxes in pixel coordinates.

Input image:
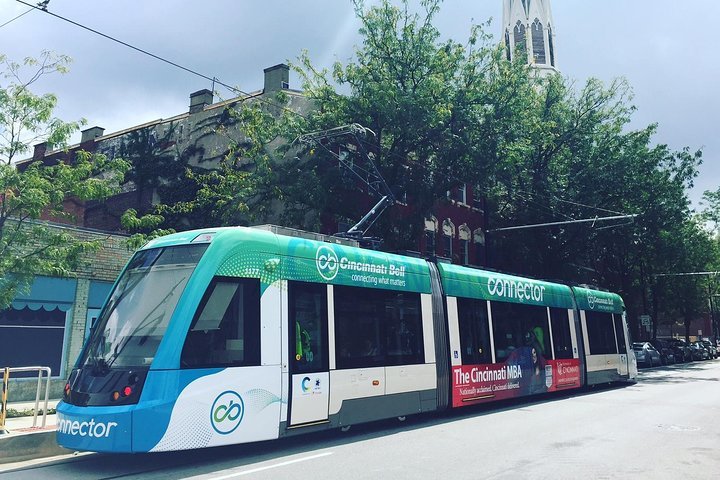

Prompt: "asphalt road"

[2,361,719,479]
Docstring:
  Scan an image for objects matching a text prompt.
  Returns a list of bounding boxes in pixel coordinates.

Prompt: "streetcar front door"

[288,282,330,427]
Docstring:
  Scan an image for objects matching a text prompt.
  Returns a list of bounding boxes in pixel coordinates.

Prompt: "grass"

[4,407,57,418]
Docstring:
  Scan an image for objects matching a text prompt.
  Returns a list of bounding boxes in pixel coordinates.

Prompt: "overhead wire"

[513,191,576,221]
[0,7,33,29]
[520,190,628,216]
[14,0,310,121]
[12,1,637,229]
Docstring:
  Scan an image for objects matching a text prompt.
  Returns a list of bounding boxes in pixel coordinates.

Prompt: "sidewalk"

[0,399,70,464]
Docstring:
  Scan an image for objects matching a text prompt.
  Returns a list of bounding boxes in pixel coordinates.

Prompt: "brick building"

[25,64,489,266]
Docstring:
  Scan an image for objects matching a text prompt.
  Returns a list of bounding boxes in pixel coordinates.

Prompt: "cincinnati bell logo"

[316,246,339,281]
[587,292,596,309]
[211,390,244,435]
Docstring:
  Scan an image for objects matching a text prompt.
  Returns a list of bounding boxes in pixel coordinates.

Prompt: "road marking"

[208,452,333,479]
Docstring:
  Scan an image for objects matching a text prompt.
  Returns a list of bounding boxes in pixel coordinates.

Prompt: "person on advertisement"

[506,326,548,394]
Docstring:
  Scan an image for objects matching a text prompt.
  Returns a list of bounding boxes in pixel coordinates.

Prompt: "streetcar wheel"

[340,425,352,432]
[397,416,407,422]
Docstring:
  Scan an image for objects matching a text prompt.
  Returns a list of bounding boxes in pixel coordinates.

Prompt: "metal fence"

[0,366,52,433]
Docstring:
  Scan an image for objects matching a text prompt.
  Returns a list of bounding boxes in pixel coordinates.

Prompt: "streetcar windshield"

[80,244,208,371]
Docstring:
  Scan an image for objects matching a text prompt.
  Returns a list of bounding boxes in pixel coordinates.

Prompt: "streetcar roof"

[141,227,624,311]
[437,262,575,309]
[143,226,433,294]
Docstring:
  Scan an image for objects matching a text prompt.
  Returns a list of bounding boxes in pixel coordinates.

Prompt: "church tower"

[503,0,557,75]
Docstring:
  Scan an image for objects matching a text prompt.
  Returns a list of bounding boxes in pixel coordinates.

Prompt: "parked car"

[689,341,709,361]
[633,342,662,367]
[701,341,717,359]
[665,338,693,363]
[651,339,676,365]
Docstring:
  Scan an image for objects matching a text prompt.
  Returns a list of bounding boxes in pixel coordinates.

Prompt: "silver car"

[632,342,662,368]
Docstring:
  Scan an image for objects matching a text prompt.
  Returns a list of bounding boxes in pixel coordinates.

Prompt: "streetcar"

[57,226,637,452]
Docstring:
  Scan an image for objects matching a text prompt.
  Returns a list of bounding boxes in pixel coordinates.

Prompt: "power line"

[486,214,638,233]
[14,0,308,121]
[513,189,627,217]
[655,272,720,278]
[0,7,33,29]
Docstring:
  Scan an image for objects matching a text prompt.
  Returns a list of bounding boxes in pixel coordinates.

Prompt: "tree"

[287,0,534,249]
[0,52,129,309]
[127,0,717,331]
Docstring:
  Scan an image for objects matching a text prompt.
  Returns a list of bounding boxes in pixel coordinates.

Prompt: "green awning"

[11,276,77,312]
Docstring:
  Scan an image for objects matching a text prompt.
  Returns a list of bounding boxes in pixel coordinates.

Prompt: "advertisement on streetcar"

[451,357,582,407]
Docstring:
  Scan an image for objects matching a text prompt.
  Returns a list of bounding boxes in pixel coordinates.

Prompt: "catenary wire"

[14,0,310,121]
[14,1,635,225]
[0,7,33,29]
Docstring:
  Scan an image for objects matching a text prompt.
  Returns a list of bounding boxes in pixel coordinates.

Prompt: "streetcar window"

[613,314,627,353]
[80,244,208,371]
[334,285,424,369]
[490,301,551,363]
[457,297,491,365]
[550,308,573,359]
[181,278,260,368]
[584,311,617,355]
[290,281,328,374]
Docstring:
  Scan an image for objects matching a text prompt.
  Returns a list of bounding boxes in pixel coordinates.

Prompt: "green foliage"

[134,0,717,333]
[0,52,129,309]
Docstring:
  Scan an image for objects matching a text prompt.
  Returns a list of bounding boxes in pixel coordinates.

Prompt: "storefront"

[0,276,113,379]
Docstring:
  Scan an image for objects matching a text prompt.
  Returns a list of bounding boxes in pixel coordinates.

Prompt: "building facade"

[25,65,488,266]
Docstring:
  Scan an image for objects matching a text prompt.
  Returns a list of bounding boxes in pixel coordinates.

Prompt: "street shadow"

[635,360,719,384]
[0,382,637,478]
[5,363,717,477]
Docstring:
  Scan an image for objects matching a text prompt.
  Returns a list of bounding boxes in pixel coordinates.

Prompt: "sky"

[1,0,718,208]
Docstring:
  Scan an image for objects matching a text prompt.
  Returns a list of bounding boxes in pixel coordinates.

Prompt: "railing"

[0,366,52,433]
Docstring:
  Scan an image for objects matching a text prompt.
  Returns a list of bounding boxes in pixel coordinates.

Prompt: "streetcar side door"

[287,281,330,427]
[614,313,630,376]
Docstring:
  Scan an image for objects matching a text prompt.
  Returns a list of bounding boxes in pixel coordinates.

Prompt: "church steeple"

[503,0,557,75]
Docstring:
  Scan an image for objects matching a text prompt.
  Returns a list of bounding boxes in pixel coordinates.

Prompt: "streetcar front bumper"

[56,401,134,453]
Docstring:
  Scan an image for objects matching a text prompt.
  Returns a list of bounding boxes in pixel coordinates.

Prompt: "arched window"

[442,219,455,259]
[532,18,546,64]
[459,224,471,265]
[514,21,526,55]
[424,216,438,255]
[548,26,556,67]
[505,29,512,61]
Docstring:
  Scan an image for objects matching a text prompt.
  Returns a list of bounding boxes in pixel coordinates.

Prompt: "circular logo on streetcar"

[587,292,596,310]
[211,390,244,435]
[316,246,339,281]
[301,376,312,393]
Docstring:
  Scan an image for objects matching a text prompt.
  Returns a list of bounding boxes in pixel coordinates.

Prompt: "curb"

[0,430,71,464]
